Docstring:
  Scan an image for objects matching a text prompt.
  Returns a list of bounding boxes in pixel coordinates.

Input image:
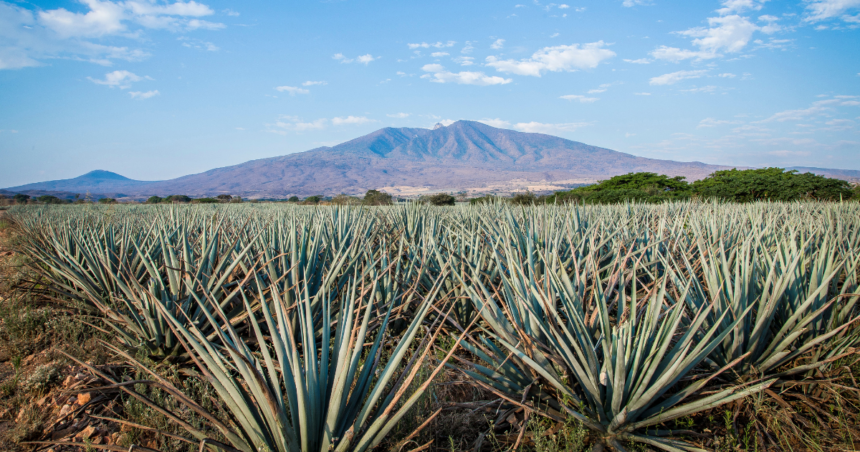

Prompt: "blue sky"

[1,0,859,186]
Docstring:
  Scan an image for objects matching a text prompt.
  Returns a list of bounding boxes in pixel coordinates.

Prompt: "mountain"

[4,121,855,198]
[4,170,155,196]
[786,167,860,183]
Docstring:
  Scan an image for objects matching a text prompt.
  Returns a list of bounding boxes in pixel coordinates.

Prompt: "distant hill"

[4,170,154,196]
[4,121,856,198]
[787,167,860,183]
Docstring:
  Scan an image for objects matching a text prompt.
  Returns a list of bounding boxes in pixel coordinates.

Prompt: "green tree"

[165,195,191,203]
[303,196,321,204]
[13,194,30,204]
[422,193,456,206]
[145,196,163,204]
[551,173,691,205]
[852,184,860,200]
[362,189,393,206]
[510,191,537,205]
[691,168,853,202]
[193,197,221,204]
[37,195,66,204]
[332,194,361,205]
[288,196,300,203]
[216,194,232,202]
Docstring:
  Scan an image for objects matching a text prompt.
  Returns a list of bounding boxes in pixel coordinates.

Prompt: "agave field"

[6,200,860,452]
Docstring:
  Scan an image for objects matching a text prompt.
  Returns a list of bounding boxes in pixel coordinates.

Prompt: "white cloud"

[485,41,615,77]
[178,37,219,51]
[267,116,328,133]
[652,13,761,63]
[332,116,374,125]
[682,85,718,93]
[356,54,376,64]
[679,15,759,54]
[804,0,860,22]
[408,41,456,49]
[550,32,560,38]
[718,72,737,77]
[333,53,377,64]
[0,1,222,70]
[650,46,713,62]
[716,0,769,16]
[697,117,742,128]
[223,9,240,17]
[461,41,474,54]
[622,0,651,6]
[478,118,512,128]
[129,89,159,99]
[649,70,708,85]
[490,38,505,49]
[560,94,599,103]
[769,150,811,157]
[559,4,570,8]
[302,81,327,86]
[421,64,512,85]
[756,99,839,122]
[634,92,652,95]
[587,88,606,93]
[453,56,474,66]
[275,85,310,95]
[431,52,449,57]
[88,70,149,88]
[512,122,592,134]
[387,112,410,118]
[623,58,651,64]
[38,0,126,38]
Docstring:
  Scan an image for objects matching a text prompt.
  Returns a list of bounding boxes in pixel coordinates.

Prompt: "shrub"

[303,196,321,204]
[98,198,116,204]
[13,194,30,204]
[422,193,456,206]
[332,194,361,205]
[36,195,66,204]
[510,191,537,205]
[216,194,232,202]
[145,196,162,204]
[193,198,221,204]
[362,189,393,206]
[288,196,300,202]
[164,195,191,203]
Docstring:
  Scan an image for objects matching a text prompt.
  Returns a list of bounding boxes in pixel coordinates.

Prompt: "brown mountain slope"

[127,120,737,197]
[6,120,745,198]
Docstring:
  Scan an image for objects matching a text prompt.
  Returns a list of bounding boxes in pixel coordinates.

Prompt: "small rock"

[58,404,73,418]
[15,408,26,422]
[36,394,52,407]
[63,375,75,387]
[77,392,92,405]
[79,425,97,440]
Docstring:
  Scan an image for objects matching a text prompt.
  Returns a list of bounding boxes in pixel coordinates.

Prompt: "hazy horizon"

[1,0,859,187]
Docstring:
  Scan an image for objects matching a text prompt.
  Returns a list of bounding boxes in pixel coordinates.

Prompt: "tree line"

[3,168,858,207]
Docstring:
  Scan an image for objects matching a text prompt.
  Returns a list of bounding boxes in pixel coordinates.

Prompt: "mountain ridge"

[5,120,857,198]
